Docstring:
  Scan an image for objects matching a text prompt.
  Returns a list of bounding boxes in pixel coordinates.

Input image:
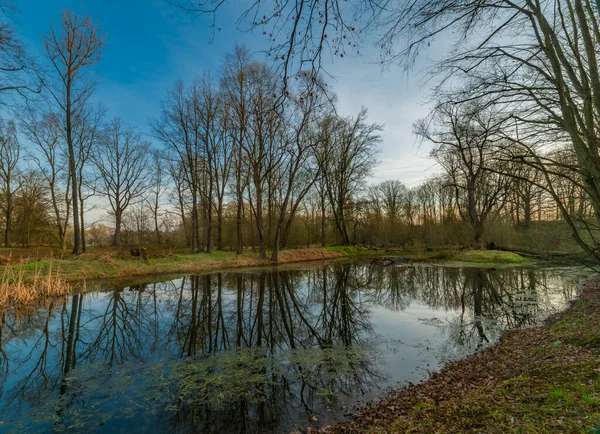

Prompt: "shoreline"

[315,274,600,433]
[0,246,561,306]
[0,248,354,306]
[6,248,352,285]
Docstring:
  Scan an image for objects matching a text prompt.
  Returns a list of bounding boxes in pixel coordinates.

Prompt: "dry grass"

[278,248,345,263]
[0,248,347,306]
[0,263,73,306]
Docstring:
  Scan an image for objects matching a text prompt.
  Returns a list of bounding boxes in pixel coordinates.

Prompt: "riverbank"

[0,246,540,306]
[0,247,353,305]
[317,275,600,433]
[3,247,356,283]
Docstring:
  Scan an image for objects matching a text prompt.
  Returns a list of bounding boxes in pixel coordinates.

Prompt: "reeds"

[0,262,72,306]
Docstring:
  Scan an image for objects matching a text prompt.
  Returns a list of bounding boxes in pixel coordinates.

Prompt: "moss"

[324,246,360,255]
[450,249,532,264]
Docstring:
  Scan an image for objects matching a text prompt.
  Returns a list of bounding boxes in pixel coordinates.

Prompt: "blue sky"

[15,0,441,186]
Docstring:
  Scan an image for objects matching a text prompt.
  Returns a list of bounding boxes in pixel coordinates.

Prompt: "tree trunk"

[190,189,198,253]
[236,190,243,254]
[254,182,266,260]
[195,192,202,253]
[154,211,161,244]
[321,195,326,247]
[66,80,81,255]
[154,194,161,244]
[206,180,213,254]
[217,200,223,250]
[523,195,531,229]
[2,183,13,247]
[68,147,81,254]
[176,182,189,247]
[112,210,122,247]
[467,178,481,244]
[79,191,86,253]
[3,200,11,247]
[50,182,66,250]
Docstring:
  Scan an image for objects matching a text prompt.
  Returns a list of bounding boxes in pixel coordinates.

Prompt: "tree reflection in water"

[0,262,579,433]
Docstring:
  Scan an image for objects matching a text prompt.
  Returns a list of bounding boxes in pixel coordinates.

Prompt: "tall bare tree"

[73,104,103,252]
[242,62,285,259]
[43,10,104,254]
[270,74,331,261]
[220,46,253,255]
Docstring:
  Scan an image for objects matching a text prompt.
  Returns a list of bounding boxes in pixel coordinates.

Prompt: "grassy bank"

[0,246,537,288]
[0,247,354,306]
[448,249,532,264]
[319,276,600,433]
[2,248,352,285]
[0,245,543,307]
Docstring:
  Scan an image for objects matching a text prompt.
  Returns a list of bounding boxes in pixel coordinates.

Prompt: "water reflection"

[0,262,579,433]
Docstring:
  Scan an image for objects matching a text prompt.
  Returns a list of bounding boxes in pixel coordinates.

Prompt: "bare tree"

[167,156,191,246]
[243,62,285,259]
[147,150,166,245]
[270,74,332,261]
[0,120,19,247]
[212,104,234,251]
[317,109,380,245]
[220,46,253,255]
[417,102,509,243]
[21,109,71,250]
[0,1,39,100]
[152,81,204,253]
[92,118,150,247]
[73,104,103,252]
[377,180,408,225]
[196,73,223,254]
[43,10,104,254]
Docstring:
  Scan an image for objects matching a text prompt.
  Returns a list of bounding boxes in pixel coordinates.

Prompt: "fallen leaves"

[312,276,600,433]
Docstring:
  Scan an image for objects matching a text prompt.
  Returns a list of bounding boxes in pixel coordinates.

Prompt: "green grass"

[324,246,360,255]
[2,246,536,293]
[450,249,532,264]
[5,247,351,286]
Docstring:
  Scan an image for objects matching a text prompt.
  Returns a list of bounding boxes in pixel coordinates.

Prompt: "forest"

[0,7,596,266]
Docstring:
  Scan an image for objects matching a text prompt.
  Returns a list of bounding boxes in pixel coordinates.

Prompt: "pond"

[0,259,585,433]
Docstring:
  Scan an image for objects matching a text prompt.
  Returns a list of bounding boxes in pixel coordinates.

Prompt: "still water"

[0,260,584,433]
